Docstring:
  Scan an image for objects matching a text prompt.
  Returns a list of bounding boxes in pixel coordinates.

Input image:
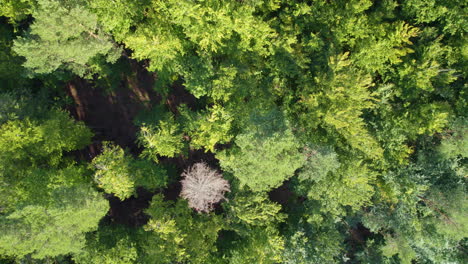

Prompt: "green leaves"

[140,194,223,264]
[438,117,467,160]
[297,52,383,159]
[180,104,234,152]
[218,109,304,192]
[138,118,185,159]
[353,22,420,73]
[92,142,167,199]
[226,191,285,227]
[0,0,36,23]
[1,0,467,263]
[13,0,120,76]
[0,185,109,259]
[74,225,138,264]
[227,227,285,264]
[0,110,91,169]
[0,109,92,211]
[296,145,340,183]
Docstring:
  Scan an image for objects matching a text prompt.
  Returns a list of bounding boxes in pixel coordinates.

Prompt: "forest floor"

[65,59,158,157]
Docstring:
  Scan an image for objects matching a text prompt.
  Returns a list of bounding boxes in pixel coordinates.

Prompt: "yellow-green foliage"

[303,158,376,217]
[0,110,92,168]
[0,110,92,211]
[298,53,383,160]
[0,0,36,23]
[1,0,466,262]
[141,194,223,264]
[138,118,185,159]
[226,191,286,226]
[228,227,285,264]
[74,225,138,264]
[92,143,167,199]
[218,126,303,192]
[180,104,234,152]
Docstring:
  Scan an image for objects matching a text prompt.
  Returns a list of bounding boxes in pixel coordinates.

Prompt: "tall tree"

[217,109,304,192]
[139,194,223,264]
[13,0,121,77]
[92,142,167,200]
[0,107,109,261]
[0,185,109,259]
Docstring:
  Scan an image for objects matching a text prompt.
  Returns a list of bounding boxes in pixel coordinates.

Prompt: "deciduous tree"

[92,142,167,200]
[180,162,230,213]
[13,0,121,76]
[217,109,304,192]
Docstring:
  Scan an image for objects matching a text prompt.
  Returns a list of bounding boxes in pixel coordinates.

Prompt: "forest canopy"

[0,0,466,263]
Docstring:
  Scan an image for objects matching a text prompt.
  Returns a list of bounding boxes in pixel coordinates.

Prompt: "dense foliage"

[0,0,466,263]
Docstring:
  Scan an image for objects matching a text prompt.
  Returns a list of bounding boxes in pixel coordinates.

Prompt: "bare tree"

[180,162,230,213]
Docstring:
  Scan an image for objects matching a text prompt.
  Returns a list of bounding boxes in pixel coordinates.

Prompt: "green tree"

[0,185,109,259]
[0,109,92,210]
[438,117,467,160]
[0,0,36,23]
[361,146,467,263]
[13,0,120,76]
[282,220,345,264]
[0,107,109,261]
[225,190,285,227]
[217,109,304,192]
[227,227,285,264]
[138,118,185,159]
[139,194,223,264]
[0,109,91,170]
[92,142,167,200]
[294,145,375,217]
[179,104,234,152]
[296,145,340,183]
[294,52,383,160]
[0,23,28,92]
[74,225,138,264]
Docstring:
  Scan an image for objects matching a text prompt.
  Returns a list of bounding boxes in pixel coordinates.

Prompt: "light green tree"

[139,194,223,264]
[92,142,167,200]
[73,225,138,264]
[0,108,109,261]
[13,0,120,76]
[0,0,36,23]
[0,109,92,210]
[225,190,285,227]
[0,185,109,259]
[217,109,304,192]
[179,104,234,152]
[138,118,185,159]
[227,227,285,264]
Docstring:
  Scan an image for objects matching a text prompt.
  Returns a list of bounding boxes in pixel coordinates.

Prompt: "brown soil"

[66,59,160,159]
[105,188,154,227]
[269,181,296,206]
